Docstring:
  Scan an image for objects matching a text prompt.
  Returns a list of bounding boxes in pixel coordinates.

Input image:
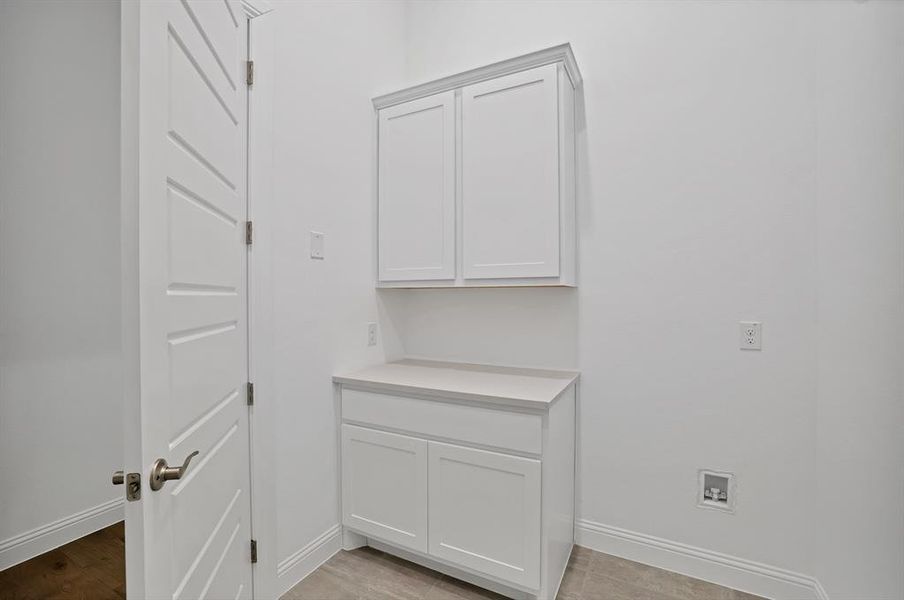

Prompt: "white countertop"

[333,359,579,409]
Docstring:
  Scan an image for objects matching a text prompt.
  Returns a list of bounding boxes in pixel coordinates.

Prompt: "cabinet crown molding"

[372,43,582,109]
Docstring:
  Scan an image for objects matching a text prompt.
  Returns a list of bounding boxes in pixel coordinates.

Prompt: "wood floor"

[282,544,767,600]
[0,522,125,600]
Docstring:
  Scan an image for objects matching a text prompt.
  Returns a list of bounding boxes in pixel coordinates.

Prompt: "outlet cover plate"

[310,231,324,259]
[739,321,762,350]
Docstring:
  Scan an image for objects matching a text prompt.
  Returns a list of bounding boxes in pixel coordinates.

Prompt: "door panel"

[428,442,541,589]
[167,28,240,189]
[378,92,456,281]
[170,420,245,599]
[168,321,241,429]
[182,0,242,95]
[125,1,252,598]
[170,402,243,575]
[341,425,428,552]
[461,64,560,280]
[167,182,241,288]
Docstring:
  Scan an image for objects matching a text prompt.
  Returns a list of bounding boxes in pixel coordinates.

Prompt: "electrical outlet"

[367,323,377,347]
[310,231,324,259]
[739,321,762,350]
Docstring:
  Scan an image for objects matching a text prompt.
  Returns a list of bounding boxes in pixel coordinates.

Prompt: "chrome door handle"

[112,471,124,485]
[149,450,199,491]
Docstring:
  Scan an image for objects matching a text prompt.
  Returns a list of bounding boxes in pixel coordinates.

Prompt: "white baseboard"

[267,518,831,600]
[576,519,828,600]
[276,524,342,598]
[0,497,124,572]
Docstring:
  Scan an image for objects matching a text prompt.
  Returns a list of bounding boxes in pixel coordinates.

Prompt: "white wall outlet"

[367,322,377,347]
[310,231,324,259]
[739,321,762,350]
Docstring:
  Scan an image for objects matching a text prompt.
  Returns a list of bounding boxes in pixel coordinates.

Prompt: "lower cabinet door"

[341,425,428,552]
[428,441,541,589]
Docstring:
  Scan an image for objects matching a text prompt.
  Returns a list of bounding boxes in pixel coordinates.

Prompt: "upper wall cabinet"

[374,44,581,288]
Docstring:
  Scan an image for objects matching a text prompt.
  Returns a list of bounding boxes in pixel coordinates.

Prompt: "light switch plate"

[310,231,324,259]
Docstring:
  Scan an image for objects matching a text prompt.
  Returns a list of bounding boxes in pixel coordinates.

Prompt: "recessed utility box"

[698,469,736,513]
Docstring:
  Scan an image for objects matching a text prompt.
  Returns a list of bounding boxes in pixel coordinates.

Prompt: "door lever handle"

[112,471,124,485]
[149,450,199,491]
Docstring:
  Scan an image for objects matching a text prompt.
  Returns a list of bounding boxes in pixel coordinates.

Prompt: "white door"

[378,92,456,281]
[341,425,428,552]
[428,442,541,589]
[122,1,253,598]
[461,64,560,280]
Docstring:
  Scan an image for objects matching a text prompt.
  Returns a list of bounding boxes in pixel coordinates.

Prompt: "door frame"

[244,1,278,598]
[119,0,276,596]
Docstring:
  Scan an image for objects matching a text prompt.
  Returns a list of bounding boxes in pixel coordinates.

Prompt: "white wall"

[270,0,407,589]
[814,3,904,597]
[268,1,902,596]
[388,1,904,598]
[0,0,123,569]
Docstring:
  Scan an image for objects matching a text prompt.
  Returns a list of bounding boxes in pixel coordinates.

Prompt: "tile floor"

[281,544,766,600]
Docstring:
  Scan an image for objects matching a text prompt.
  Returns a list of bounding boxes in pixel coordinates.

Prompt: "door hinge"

[245,221,253,245]
[246,60,254,86]
[250,539,258,564]
[247,381,254,406]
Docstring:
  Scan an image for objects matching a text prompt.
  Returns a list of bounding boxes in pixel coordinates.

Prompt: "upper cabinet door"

[462,64,560,280]
[378,92,456,282]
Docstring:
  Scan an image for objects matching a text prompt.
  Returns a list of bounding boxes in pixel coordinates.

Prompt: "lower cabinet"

[340,424,541,590]
[428,442,541,589]
[337,379,576,600]
[340,425,428,553]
